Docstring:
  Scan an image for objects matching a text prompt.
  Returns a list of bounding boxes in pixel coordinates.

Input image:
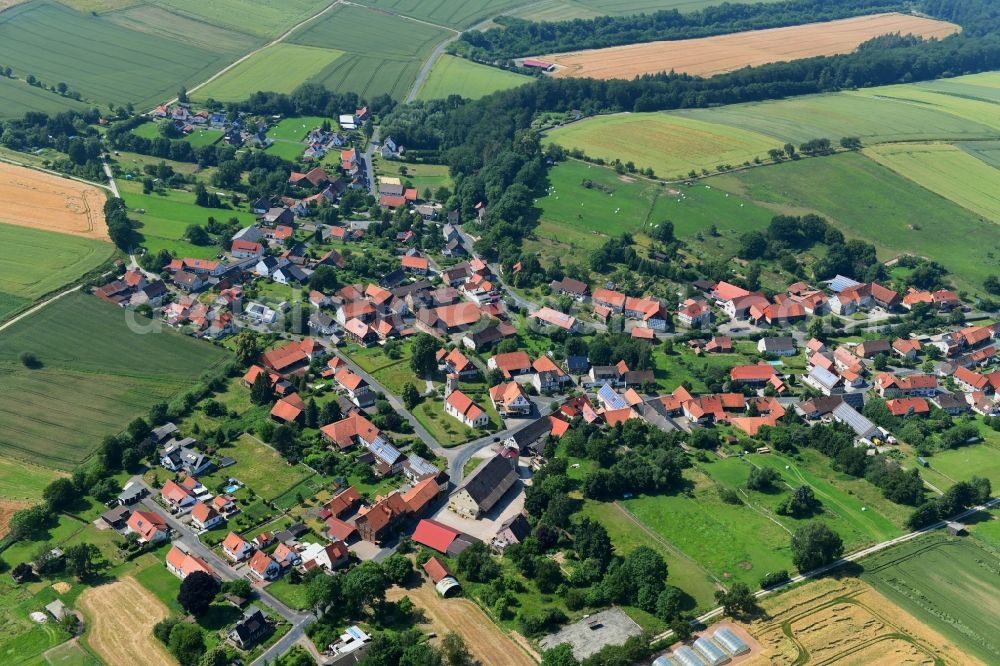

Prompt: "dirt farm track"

[77,577,177,666]
[388,581,538,666]
[540,13,960,80]
[0,162,108,240]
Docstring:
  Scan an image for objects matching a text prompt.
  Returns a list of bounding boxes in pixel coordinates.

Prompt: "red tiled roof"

[325,486,361,517]
[730,364,777,382]
[412,519,460,553]
[886,397,931,416]
[491,351,531,376]
[422,556,452,583]
[401,255,429,271]
[714,281,750,301]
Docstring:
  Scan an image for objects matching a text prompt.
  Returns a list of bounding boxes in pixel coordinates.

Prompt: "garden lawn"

[412,400,472,447]
[375,159,453,195]
[0,576,76,665]
[416,55,531,100]
[265,578,311,610]
[710,151,1000,294]
[199,434,313,502]
[268,116,338,142]
[912,433,1000,491]
[0,292,230,469]
[194,43,345,102]
[265,141,307,162]
[865,142,1000,224]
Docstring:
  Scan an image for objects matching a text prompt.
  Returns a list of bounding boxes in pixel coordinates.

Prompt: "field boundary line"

[611,500,726,588]
[155,0,345,109]
[0,155,113,192]
[0,285,81,333]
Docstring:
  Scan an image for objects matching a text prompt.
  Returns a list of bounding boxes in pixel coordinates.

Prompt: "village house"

[126,510,169,544]
[678,299,711,328]
[165,544,215,580]
[530,307,579,333]
[247,550,280,581]
[301,541,349,572]
[222,532,253,562]
[533,355,571,392]
[190,501,224,530]
[229,607,271,650]
[335,367,375,407]
[550,277,590,301]
[161,480,196,510]
[489,381,532,416]
[757,336,796,357]
[488,351,533,379]
[438,347,477,378]
[321,412,382,451]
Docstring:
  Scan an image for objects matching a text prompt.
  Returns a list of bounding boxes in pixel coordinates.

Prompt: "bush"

[759,570,790,589]
[19,352,42,369]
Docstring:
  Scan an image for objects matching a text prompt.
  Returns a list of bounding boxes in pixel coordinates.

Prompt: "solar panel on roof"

[828,274,862,293]
[672,646,707,666]
[693,637,730,666]
[598,382,627,410]
[712,628,750,656]
[809,365,840,390]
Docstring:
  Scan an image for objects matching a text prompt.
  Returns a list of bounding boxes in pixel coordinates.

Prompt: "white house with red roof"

[165,544,215,580]
[444,389,489,428]
[126,511,169,544]
[222,532,253,562]
[247,550,280,581]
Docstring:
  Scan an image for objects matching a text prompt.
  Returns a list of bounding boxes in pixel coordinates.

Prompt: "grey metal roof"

[832,402,876,437]
[808,365,842,391]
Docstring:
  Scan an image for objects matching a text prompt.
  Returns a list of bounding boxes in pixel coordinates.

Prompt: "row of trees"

[456,0,903,61]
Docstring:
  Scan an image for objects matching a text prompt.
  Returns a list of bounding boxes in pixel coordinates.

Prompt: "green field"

[416,55,531,100]
[0,222,115,321]
[672,88,997,146]
[265,140,308,162]
[195,43,345,102]
[909,433,1000,492]
[0,292,230,469]
[145,0,331,39]
[0,454,66,500]
[959,140,1000,169]
[0,1,253,109]
[0,74,87,118]
[865,143,1000,224]
[118,179,256,259]
[547,113,781,178]
[290,3,450,99]
[862,533,1000,663]
[711,151,1000,294]
[375,158,453,194]
[180,128,223,148]
[528,159,774,262]
[353,0,529,28]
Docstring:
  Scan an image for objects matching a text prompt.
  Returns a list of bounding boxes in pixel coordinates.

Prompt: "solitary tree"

[64,543,100,580]
[178,571,220,615]
[791,522,843,572]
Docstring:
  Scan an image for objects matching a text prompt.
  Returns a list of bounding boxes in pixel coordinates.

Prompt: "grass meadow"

[375,158,453,195]
[711,152,1000,293]
[416,55,531,100]
[865,142,1000,224]
[0,2,252,108]
[290,3,449,99]
[862,533,1000,664]
[118,179,256,259]
[268,116,337,142]
[527,159,774,264]
[0,292,230,469]
[195,43,345,102]
[0,222,114,320]
[199,435,313,503]
[547,113,781,178]
[621,465,795,589]
[0,454,66,500]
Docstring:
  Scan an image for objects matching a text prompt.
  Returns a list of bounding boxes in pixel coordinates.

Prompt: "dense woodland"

[456,0,904,61]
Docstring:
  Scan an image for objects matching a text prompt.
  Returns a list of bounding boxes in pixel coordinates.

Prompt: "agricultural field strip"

[863,142,1000,223]
[540,14,959,80]
[193,43,345,101]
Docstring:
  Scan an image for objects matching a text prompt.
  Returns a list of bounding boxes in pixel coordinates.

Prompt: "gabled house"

[247,550,280,581]
[190,501,224,530]
[489,381,532,416]
[488,351,532,379]
[228,607,271,650]
[300,541,349,572]
[165,544,215,580]
[222,532,253,562]
[161,480,196,510]
[126,511,169,544]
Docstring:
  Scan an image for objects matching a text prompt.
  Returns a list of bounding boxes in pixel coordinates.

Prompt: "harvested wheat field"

[388,581,538,666]
[78,577,177,666]
[734,577,980,666]
[0,499,32,538]
[0,163,108,240]
[540,13,959,80]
